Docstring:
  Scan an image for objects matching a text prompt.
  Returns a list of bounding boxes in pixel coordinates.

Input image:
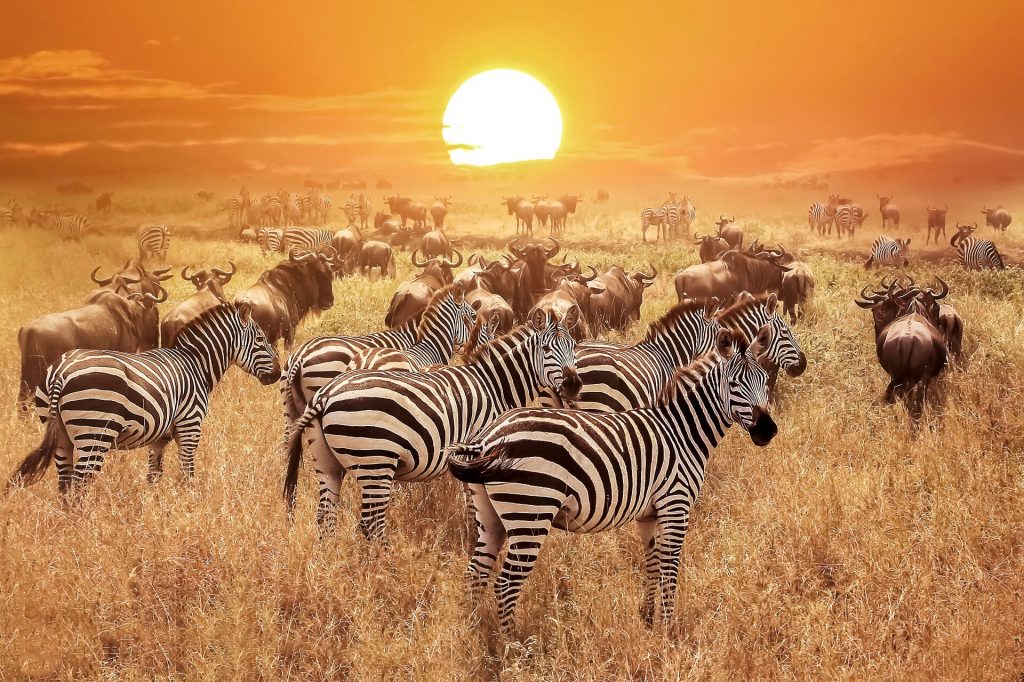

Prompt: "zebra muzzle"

[748,413,778,446]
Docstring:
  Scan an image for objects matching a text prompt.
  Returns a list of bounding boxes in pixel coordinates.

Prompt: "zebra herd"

[641,193,696,242]
[225,186,341,231]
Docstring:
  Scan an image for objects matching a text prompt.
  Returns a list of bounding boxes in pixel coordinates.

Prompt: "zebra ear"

[703,297,721,319]
[488,311,501,330]
[748,324,773,358]
[716,329,735,358]
[530,308,548,331]
[236,302,253,325]
[765,293,778,313]
[452,282,466,304]
[562,305,580,331]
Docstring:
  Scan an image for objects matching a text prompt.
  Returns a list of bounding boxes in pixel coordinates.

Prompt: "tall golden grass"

[0,191,1022,679]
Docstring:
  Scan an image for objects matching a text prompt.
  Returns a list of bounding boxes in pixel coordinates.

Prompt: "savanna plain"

[0,188,1022,680]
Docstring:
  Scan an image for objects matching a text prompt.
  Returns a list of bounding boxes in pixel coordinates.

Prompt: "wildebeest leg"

[884,378,900,404]
[147,437,172,483]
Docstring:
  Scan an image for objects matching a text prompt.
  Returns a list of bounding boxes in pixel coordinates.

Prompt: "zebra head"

[758,294,807,377]
[531,308,581,403]
[232,302,281,385]
[717,326,777,446]
[449,283,478,349]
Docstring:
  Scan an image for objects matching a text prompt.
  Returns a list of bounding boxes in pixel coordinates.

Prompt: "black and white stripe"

[864,236,910,269]
[282,312,579,540]
[45,213,90,240]
[808,202,835,234]
[10,303,280,494]
[343,197,360,225]
[662,201,682,236]
[282,227,334,254]
[257,227,284,253]
[447,326,776,632]
[304,192,332,226]
[260,196,284,227]
[641,207,667,242]
[951,232,1005,270]
[137,223,171,262]
[834,204,865,237]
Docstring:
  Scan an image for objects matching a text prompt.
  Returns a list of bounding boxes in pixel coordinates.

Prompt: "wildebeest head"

[715,215,735,231]
[411,248,463,285]
[509,237,559,291]
[182,262,236,302]
[950,222,977,248]
[877,195,893,210]
[926,205,949,228]
[855,277,920,337]
[715,326,777,446]
[383,194,411,215]
[559,194,583,214]
[502,195,524,215]
[289,248,336,311]
[694,232,730,263]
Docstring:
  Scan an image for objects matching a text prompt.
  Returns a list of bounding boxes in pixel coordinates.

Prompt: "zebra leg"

[655,508,690,626]
[147,437,172,483]
[493,508,556,634]
[173,423,202,480]
[465,483,507,604]
[312,436,346,536]
[353,462,399,542]
[637,518,659,626]
[70,444,112,490]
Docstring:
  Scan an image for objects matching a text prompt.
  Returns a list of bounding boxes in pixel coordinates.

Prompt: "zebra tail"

[8,385,61,490]
[283,401,319,512]
[446,442,512,484]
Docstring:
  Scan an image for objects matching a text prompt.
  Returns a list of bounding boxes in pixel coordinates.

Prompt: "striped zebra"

[260,195,284,227]
[808,202,835,235]
[834,203,867,237]
[539,293,805,411]
[282,227,334,254]
[9,303,280,494]
[343,196,360,225]
[662,201,682,237]
[257,227,284,254]
[357,193,372,230]
[347,284,477,371]
[304,192,332,226]
[282,193,303,226]
[950,225,1005,270]
[640,207,667,243]
[864,236,910,269]
[224,196,248,228]
[137,223,171,263]
[282,309,581,538]
[447,325,777,632]
[44,212,90,240]
[0,206,12,228]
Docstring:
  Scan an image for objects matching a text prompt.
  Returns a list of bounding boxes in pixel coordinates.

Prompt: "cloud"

[0,49,215,100]
[232,88,434,114]
[143,39,161,47]
[110,119,209,129]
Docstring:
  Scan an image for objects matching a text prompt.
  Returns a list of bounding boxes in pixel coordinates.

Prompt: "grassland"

[0,190,1022,679]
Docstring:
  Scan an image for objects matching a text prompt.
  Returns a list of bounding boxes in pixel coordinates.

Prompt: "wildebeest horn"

[926,277,949,300]
[858,284,886,303]
[693,232,702,243]
[544,237,560,259]
[639,264,658,282]
[468,253,480,267]
[411,249,429,268]
[446,249,464,268]
[508,238,526,259]
[130,282,168,305]
[211,261,237,279]
[579,265,598,283]
[91,266,114,286]
[181,265,200,284]
[151,266,174,281]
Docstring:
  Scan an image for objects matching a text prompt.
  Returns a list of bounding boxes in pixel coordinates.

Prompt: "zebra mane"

[643,299,712,343]
[415,284,459,340]
[717,293,772,322]
[656,353,719,405]
[170,302,236,347]
[462,323,532,365]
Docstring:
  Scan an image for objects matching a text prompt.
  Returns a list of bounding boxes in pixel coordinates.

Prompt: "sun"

[443,69,562,166]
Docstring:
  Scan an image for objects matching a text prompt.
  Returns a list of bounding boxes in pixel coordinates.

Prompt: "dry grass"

[1,190,1022,680]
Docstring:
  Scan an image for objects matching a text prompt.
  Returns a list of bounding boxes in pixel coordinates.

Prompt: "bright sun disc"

[443,69,562,166]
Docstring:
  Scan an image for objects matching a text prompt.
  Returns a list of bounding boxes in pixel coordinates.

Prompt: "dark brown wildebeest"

[233,250,336,348]
[430,196,452,229]
[331,225,362,275]
[548,194,583,234]
[383,195,428,231]
[694,232,730,263]
[453,253,511,291]
[503,195,536,235]
[421,228,460,260]
[878,195,901,230]
[528,268,605,340]
[161,263,236,346]
[857,280,947,423]
[356,240,396,278]
[595,189,610,203]
[384,250,463,327]
[508,237,560,319]
[779,259,814,324]
[716,215,743,250]
[195,190,215,202]
[95,192,113,214]
[925,206,948,245]
[17,280,166,409]
[533,196,551,232]
[474,255,518,303]
[981,206,1011,232]
[587,265,657,333]
[466,289,515,335]
[674,249,790,301]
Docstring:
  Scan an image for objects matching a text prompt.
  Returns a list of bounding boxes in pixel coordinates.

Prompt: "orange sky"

[1,0,1022,190]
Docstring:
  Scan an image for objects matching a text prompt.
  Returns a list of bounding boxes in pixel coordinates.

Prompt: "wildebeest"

[233,249,336,348]
[587,265,657,332]
[878,195,901,230]
[779,259,814,324]
[17,278,166,409]
[716,215,743,250]
[502,195,532,235]
[533,196,551,231]
[925,206,948,245]
[528,267,605,340]
[383,195,429,231]
[981,206,1011,232]
[384,250,463,327]
[548,194,582,234]
[95,192,113,214]
[694,232,730,262]
[674,249,790,301]
[161,263,236,346]
[430,196,452,229]
[595,189,610,203]
[421,228,460,259]
[356,240,397,279]
[330,225,363,274]
[195,190,215,202]
[508,237,561,318]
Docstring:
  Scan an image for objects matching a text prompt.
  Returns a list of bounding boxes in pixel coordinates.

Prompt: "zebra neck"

[637,321,706,368]
[172,337,232,392]
[654,361,730,456]
[466,333,537,407]
[408,330,454,366]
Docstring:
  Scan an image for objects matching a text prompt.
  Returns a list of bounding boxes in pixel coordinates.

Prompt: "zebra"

[260,195,284,227]
[950,225,1005,270]
[9,302,281,494]
[357,193,372,230]
[224,196,248,228]
[281,193,303,226]
[808,202,835,235]
[834,203,867,237]
[282,227,334,254]
[662,201,682,238]
[640,207,667,243]
[538,293,805,412]
[137,223,171,263]
[282,309,581,539]
[447,325,777,633]
[304,192,332,226]
[864,236,910,269]
[347,284,477,371]
[257,227,284,254]
[44,212,90,240]
[343,196,360,225]
[0,206,12,228]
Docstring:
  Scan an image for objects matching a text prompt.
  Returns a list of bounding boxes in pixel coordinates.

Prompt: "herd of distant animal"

[0,184,1016,634]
